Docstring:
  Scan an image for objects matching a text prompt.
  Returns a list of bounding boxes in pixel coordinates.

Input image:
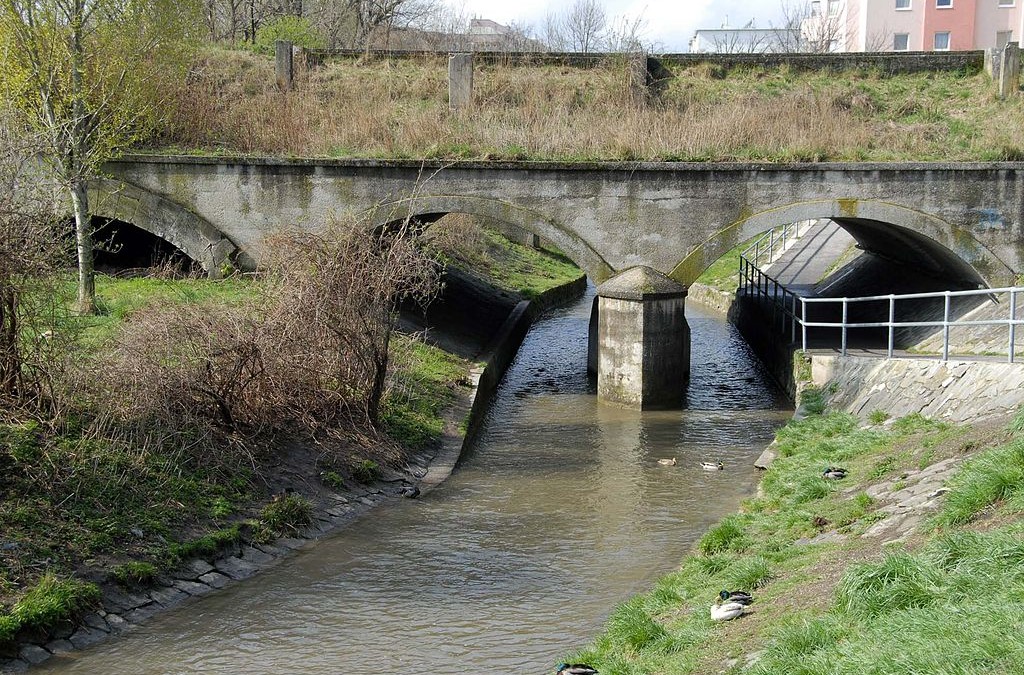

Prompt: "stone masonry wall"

[811,354,1024,423]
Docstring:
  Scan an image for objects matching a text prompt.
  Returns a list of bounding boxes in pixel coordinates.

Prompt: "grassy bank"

[1,218,583,654]
[149,49,1024,162]
[565,398,1024,673]
[427,215,583,300]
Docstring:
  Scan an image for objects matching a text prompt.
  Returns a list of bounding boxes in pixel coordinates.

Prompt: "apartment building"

[806,0,1023,52]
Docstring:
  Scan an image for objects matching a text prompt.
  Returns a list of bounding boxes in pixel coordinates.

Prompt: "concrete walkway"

[763,220,855,296]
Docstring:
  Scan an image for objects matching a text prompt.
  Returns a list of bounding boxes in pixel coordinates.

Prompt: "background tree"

[0,0,200,314]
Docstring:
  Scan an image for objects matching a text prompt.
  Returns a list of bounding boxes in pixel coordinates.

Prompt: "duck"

[657,458,677,466]
[400,485,420,499]
[719,589,753,606]
[822,466,848,480]
[556,664,598,675]
[701,461,724,471]
[710,599,746,621]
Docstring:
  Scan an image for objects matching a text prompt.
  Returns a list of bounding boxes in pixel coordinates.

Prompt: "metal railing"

[741,220,815,270]
[739,255,1024,363]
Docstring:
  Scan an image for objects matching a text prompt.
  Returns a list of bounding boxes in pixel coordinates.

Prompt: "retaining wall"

[300,48,985,75]
[812,354,1024,423]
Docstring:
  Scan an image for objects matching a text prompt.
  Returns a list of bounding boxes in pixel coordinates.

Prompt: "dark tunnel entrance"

[92,218,200,276]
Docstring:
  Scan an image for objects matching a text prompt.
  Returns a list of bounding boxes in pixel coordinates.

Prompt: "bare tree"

[778,0,845,53]
[564,0,606,53]
[605,12,650,53]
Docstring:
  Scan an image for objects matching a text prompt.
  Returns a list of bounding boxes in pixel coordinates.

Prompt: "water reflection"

[45,287,790,675]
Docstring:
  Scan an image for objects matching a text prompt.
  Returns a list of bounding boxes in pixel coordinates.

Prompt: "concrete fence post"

[448,52,474,111]
[985,47,1001,79]
[275,40,294,92]
[627,52,649,107]
[998,42,1020,99]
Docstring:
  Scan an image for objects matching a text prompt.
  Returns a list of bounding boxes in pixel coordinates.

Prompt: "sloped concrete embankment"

[811,354,1024,423]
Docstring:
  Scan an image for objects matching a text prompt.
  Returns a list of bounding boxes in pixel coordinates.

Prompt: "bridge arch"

[87,179,238,278]
[366,195,615,282]
[671,199,1016,289]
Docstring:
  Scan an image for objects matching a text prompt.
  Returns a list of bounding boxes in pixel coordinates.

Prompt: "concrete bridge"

[95,156,1024,407]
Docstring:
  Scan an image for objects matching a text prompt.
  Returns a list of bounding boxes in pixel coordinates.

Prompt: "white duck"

[701,461,724,471]
[657,458,677,466]
[710,599,746,621]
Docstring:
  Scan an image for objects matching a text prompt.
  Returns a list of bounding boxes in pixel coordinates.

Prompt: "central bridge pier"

[588,267,692,409]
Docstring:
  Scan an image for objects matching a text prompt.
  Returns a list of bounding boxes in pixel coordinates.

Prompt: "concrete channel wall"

[461,275,588,450]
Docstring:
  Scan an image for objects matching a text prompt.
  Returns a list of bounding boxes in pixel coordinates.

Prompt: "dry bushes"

[94,216,440,464]
[0,115,70,416]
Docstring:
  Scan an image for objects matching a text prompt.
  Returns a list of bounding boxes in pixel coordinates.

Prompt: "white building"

[689,27,801,53]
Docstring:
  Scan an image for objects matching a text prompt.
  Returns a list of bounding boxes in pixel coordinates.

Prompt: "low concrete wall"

[301,48,984,75]
[461,275,587,449]
[812,355,1024,423]
[686,282,736,316]
[729,294,800,399]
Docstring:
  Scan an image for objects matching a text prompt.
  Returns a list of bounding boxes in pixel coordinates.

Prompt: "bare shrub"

[94,215,440,465]
[0,113,70,416]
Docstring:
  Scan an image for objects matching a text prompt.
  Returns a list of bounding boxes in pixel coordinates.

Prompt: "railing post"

[942,292,951,361]
[887,295,895,358]
[769,228,776,263]
[801,299,808,352]
[1010,289,1017,364]
[841,299,848,356]
[791,293,797,343]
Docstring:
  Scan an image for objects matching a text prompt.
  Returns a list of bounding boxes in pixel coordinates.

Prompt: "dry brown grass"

[150,48,1024,162]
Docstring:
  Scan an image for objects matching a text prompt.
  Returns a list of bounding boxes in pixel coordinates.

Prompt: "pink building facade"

[807,0,1023,52]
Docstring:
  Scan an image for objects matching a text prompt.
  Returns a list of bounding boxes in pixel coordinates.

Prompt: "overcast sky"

[449,0,788,51]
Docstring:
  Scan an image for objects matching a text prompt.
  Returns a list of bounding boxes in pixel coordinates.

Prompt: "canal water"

[45,288,790,674]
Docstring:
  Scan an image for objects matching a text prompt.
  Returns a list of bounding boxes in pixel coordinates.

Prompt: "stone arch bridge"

[99,156,1024,407]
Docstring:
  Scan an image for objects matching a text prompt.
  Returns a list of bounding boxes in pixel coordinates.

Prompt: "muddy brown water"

[44,288,791,674]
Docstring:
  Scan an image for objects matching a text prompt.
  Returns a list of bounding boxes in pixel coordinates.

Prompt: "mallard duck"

[556,664,598,675]
[400,485,420,499]
[822,466,848,480]
[719,589,753,605]
[657,458,677,466]
[701,461,724,471]
[710,599,746,621]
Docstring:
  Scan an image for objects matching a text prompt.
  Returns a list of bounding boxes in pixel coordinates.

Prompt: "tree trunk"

[71,181,96,315]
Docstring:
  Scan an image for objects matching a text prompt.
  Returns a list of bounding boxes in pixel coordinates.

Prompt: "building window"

[934,31,951,50]
[896,0,911,8]
[997,30,1013,48]
[999,0,1014,7]
[811,0,821,15]
[828,0,840,15]
[894,33,910,51]
[936,0,952,7]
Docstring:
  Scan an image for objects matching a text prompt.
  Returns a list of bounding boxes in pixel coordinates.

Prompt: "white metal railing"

[741,220,815,270]
[738,255,1024,363]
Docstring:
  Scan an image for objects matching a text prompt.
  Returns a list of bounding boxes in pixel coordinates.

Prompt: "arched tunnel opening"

[731,216,996,354]
[91,217,201,276]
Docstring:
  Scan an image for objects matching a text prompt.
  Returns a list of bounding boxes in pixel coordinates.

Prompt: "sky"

[449,0,789,51]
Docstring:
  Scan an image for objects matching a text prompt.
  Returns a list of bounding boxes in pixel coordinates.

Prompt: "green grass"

[259,494,313,533]
[564,404,1012,674]
[111,561,159,588]
[381,337,469,451]
[935,437,1024,527]
[69,274,256,348]
[351,459,381,484]
[0,575,101,644]
[432,223,583,300]
[694,235,761,293]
